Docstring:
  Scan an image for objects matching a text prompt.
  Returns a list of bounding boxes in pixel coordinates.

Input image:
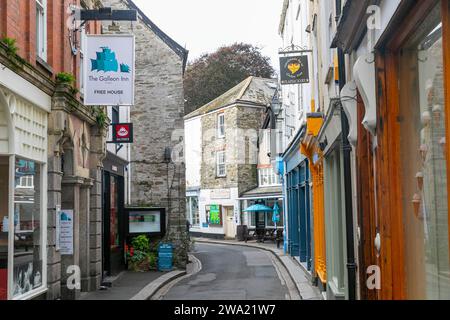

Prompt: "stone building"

[100,0,189,268]
[0,0,105,300]
[185,76,277,239]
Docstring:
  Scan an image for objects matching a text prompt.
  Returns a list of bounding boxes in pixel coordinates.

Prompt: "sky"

[132,0,283,73]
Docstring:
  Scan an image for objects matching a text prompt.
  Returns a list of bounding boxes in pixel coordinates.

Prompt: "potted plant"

[126,235,158,272]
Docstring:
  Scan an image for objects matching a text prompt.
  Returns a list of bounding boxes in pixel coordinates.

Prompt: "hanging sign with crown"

[279,55,310,85]
[84,35,135,106]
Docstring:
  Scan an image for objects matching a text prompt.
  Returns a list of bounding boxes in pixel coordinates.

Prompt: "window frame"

[217,113,225,139]
[35,0,47,61]
[7,155,47,300]
[216,151,226,177]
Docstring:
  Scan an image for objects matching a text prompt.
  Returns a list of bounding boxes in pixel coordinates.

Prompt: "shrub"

[1,37,18,55]
[56,72,75,85]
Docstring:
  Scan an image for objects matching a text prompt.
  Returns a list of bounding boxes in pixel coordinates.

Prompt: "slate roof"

[127,0,189,71]
[184,76,278,120]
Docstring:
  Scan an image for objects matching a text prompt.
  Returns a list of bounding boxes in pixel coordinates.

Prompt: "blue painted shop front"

[282,130,313,271]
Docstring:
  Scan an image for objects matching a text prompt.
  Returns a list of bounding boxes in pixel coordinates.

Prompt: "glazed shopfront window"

[13,158,44,298]
[0,157,9,300]
[398,2,450,299]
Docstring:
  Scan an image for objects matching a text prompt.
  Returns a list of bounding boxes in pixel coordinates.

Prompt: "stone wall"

[101,0,188,268]
[200,105,263,195]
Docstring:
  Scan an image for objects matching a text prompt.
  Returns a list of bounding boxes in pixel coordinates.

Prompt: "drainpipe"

[335,0,357,301]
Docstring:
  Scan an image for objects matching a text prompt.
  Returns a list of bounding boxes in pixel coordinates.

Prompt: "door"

[223,206,236,239]
[103,173,125,276]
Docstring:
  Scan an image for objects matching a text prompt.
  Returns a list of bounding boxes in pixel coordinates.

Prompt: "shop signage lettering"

[84,35,135,106]
[112,123,134,143]
[279,55,310,85]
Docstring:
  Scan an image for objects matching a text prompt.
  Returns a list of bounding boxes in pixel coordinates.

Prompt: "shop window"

[35,0,47,61]
[186,197,200,227]
[13,158,44,298]
[0,157,9,300]
[397,3,450,299]
[206,205,223,227]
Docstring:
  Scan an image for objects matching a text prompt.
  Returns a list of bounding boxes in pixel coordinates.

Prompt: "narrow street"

[158,244,295,300]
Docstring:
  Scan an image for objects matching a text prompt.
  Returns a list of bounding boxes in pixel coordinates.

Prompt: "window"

[13,158,44,298]
[186,197,200,227]
[35,0,47,61]
[206,205,222,226]
[258,168,281,187]
[217,151,226,177]
[397,3,450,299]
[217,113,225,138]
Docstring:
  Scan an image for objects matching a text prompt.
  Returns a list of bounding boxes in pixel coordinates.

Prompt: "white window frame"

[216,151,226,177]
[7,156,48,300]
[35,0,47,61]
[186,196,200,227]
[258,168,281,187]
[217,113,225,139]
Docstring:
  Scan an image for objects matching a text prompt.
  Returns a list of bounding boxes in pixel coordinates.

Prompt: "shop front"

[301,113,326,291]
[0,82,50,300]
[373,0,450,299]
[282,128,313,272]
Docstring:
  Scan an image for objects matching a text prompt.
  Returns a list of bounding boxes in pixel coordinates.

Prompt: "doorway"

[102,173,125,277]
[223,206,236,239]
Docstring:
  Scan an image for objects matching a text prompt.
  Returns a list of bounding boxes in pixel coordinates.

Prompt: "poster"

[13,261,42,297]
[209,205,221,225]
[84,35,135,106]
[60,210,74,255]
[279,55,310,85]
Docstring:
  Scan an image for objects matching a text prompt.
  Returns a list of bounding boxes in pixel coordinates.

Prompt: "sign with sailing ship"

[84,35,135,106]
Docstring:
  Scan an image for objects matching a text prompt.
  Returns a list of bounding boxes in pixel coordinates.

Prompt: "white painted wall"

[106,106,131,204]
[193,187,240,235]
[185,117,202,189]
[279,0,313,152]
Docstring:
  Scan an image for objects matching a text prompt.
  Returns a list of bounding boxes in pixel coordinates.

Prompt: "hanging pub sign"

[112,123,134,143]
[84,35,135,106]
[279,55,310,85]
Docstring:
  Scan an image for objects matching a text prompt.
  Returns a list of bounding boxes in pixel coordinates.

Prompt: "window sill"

[36,56,53,75]
[12,285,48,301]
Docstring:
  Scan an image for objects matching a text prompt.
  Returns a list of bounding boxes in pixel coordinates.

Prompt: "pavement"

[192,238,323,300]
[80,268,186,300]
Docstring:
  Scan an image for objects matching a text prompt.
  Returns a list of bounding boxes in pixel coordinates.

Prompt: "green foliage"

[56,72,76,85]
[131,235,151,253]
[183,42,275,115]
[94,107,108,128]
[1,37,18,55]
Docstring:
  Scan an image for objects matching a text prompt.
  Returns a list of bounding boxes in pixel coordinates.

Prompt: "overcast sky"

[132,0,283,73]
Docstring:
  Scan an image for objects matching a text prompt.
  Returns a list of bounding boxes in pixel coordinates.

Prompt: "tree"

[184,43,275,114]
